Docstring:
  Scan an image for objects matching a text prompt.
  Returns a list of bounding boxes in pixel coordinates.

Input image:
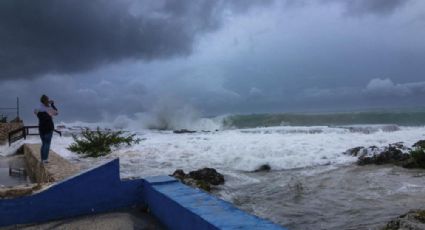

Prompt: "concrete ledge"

[143,176,286,230]
[1,150,286,229]
[0,159,145,227]
[23,144,80,183]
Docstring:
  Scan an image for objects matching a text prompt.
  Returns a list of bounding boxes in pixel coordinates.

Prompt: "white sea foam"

[3,125,418,178]
[2,124,425,179]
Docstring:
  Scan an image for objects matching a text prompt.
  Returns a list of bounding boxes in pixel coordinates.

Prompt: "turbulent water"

[2,111,425,229]
[224,110,425,128]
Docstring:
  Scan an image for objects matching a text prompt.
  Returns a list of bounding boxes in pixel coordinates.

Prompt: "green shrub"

[410,147,425,169]
[67,128,141,157]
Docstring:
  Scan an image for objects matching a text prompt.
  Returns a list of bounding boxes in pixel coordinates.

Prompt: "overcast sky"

[1,0,425,124]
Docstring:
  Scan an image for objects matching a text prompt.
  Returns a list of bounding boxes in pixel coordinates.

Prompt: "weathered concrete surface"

[0,211,164,230]
[24,144,80,183]
[0,184,42,199]
[1,144,80,198]
[0,153,40,199]
[0,122,23,145]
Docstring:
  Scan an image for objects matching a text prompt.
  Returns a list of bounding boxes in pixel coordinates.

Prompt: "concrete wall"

[23,144,80,183]
[143,176,286,230]
[1,151,286,229]
[23,144,52,183]
[0,159,144,227]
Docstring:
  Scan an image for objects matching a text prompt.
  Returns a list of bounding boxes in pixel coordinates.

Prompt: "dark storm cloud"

[284,0,411,16]
[323,0,410,16]
[0,0,269,80]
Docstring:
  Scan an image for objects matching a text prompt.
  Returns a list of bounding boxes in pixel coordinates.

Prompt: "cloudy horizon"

[1,0,425,124]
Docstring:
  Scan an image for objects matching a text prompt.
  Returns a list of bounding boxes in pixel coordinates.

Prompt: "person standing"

[34,95,58,164]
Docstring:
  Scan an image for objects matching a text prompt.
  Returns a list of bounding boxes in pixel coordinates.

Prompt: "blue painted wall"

[143,176,286,230]
[0,159,144,226]
[0,159,286,229]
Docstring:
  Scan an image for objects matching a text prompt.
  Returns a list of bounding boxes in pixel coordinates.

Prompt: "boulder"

[171,168,225,192]
[383,210,425,230]
[253,164,271,172]
[188,168,225,186]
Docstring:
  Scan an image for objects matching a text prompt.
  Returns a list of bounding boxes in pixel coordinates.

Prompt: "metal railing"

[8,126,62,146]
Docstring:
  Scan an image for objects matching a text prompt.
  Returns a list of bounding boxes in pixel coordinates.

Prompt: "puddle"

[0,155,31,187]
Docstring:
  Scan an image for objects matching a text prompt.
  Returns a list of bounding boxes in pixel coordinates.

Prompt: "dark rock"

[253,164,271,172]
[171,169,186,180]
[344,146,364,157]
[374,144,410,165]
[345,143,411,166]
[173,129,197,134]
[413,140,425,149]
[171,168,225,192]
[383,209,425,230]
[188,168,225,186]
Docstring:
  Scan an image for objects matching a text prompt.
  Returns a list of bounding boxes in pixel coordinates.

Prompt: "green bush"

[67,128,141,157]
[410,147,425,169]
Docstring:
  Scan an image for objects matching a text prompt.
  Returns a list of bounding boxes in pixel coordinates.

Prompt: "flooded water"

[0,155,31,187]
[217,165,425,230]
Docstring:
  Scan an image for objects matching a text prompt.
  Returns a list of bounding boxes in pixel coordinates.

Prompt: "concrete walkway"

[1,210,165,230]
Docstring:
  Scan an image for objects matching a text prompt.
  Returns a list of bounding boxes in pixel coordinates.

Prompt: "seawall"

[0,144,286,229]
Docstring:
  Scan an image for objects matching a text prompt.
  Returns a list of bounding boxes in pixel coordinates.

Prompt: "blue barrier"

[0,158,286,229]
[0,159,144,226]
[143,176,286,230]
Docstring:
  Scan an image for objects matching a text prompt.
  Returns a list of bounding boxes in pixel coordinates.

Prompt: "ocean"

[2,111,425,229]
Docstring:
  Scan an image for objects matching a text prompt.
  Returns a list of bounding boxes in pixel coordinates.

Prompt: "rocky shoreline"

[344,140,425,169]
[343,140,425,229]
[383,210,425,230]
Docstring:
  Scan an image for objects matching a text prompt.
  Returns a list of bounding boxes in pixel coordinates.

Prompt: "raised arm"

[48,101,59,116]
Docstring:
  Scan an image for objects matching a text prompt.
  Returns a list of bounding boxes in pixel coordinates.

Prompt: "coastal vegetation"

[67,128,141,157]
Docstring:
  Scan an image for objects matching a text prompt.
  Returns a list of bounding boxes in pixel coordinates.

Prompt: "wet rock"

[344,146,366,157]
[253,164,271,172]
[184,178,211,191]
[171,168,225,192]
[383,209,425,230]
[171,169,185,178]
[345,143,411,166]
[173,129,197,134]
[188,168,225,186]
[413,140,425,149]
[344,141,425,169]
